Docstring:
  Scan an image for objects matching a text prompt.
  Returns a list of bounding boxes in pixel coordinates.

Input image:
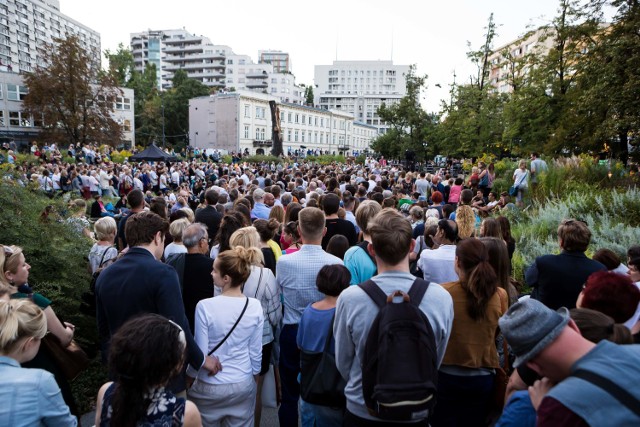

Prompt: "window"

[287,129,292,142]
[301,115,306,125]
[244,105,250,118]
[259,128,265,139]
[294,130,298,142]
[295,114,299,124]
[255,128,260,139]
[244,125,250,139]
[280,112,285,122]
[287,112,292,122]
[255,107,266,119]
[301,131,305,142]
[0,111,4,126]
[227,59,233,64]
[123,120,131,132]
[115,96,131,111]
[7,84,28,101]
[9,111,30,127]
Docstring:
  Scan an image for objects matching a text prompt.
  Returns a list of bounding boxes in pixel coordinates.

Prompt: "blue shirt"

[251,202,271,220]
[297,305,336,353]
[495,390,536,427]
[276,245,343,325]
[0,356,77,426]
[343,245,376,285]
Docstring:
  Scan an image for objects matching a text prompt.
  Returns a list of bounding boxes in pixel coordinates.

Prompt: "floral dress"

[99,384,186,427]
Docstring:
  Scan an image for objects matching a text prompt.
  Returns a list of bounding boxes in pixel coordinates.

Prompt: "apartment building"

[0,0,101,74]
[0,71,135,147]
[314,60,410,134]
[487,27,556,94]
[130,29,231,91]
[259,50,290,73]
[225,53,303,104]
[189,90,376,156]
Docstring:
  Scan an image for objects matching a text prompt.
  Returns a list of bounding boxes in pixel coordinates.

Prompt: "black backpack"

[358,278,438,421]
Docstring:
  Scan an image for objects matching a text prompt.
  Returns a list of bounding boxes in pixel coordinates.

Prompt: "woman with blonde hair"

[228,227,282,427]
[512,160,529,208]
[0,298,77,426]
[455,205,476,239]
[88,217,118,274]
[1,244,79,416]
[188,246,264,427]
[164,218,190,259]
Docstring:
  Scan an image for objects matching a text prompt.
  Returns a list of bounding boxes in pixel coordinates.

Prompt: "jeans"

[278,324,300,427]
[431,370,495,427]
[307,401,344,427]
[299,399,315,427]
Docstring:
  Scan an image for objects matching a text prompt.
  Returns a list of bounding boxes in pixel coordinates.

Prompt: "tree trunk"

[269,101,283,157]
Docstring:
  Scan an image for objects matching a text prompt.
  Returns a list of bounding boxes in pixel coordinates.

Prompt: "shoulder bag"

[299,314,346,408]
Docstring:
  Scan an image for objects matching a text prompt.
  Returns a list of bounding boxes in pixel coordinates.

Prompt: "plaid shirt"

[276,244,343,325]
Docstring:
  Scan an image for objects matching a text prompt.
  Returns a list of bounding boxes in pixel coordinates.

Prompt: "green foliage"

[0,180,101,411]
[304,85,314,105]
[305,154,346,165]
[243,154,282,164]
[221,155,233,164]
[355,154,366,165]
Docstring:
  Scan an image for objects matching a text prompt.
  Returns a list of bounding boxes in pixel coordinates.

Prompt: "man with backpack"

[334,209,454,426]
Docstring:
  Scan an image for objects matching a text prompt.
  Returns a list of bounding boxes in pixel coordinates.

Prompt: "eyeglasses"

[3,246,14,257]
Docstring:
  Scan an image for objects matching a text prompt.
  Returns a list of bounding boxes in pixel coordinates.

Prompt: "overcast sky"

[61,0,567,112]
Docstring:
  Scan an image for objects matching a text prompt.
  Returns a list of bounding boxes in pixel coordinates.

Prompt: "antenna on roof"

[391,27,394,61]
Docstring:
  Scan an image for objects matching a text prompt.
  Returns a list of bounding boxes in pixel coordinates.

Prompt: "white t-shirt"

[513,169,528,189]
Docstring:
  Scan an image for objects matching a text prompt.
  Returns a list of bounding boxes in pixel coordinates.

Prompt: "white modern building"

[225,53,303,104]
[0,0,101,74]
[0,71,135,148]
[130,29,231,91]
[314,60,410,134]
[259,50,290,73]
[189,90,376,156]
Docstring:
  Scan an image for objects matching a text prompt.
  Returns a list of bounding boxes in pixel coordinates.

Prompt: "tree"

[371,65,435,160]
[161,70,211,146]
[23,36,122,147]
[304,85,314,105]
[106,45,160,146]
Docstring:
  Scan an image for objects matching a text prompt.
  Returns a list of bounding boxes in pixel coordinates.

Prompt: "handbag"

[208,297,249,356]
[509,172,528,197]
[41,334,90,381]
[299,314,346,408]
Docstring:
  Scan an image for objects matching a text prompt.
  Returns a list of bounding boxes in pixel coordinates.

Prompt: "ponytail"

[456,239,497,320]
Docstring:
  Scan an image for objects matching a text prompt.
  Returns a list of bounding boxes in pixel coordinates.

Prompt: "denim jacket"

[0,356,77,426]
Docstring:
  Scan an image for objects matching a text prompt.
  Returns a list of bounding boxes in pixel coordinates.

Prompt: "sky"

[60,0,567,112]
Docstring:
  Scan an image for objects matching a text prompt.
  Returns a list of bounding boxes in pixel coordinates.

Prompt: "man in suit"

[194,189,222,247]
[96,211,220,393]
[526,219,606,310]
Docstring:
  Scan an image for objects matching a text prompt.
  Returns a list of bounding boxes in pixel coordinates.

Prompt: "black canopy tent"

[129,144,178,162]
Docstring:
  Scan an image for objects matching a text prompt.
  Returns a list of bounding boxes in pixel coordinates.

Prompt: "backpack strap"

[358,279,387,308]
[208,297,249,356]
[407,278,430,307]
[571,369,640,417]
[357,241,377,267]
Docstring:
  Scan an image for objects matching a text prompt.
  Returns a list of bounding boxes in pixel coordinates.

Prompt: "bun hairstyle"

[570,308,633,345]
[217,246,257,287]
[253,218,280,242]
[0,299,47,355]
[456,238,498,320]
[108,314,186,427]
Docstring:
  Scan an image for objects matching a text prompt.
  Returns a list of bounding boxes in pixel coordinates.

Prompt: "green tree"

[571,0,640,163]
[304,85,314,105]
[106,45,160,146]
[371,65,435,160]
[161,70,211,146]
[23,36,122,147]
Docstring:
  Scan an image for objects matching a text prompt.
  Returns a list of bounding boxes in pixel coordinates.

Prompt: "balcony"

[246,81,268,89]
[246,71,268,79]
[163,44,202,54]
[337,144,350,151]
[253,140,273,147]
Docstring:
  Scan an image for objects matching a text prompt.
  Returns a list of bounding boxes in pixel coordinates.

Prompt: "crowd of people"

[1,148,639,427]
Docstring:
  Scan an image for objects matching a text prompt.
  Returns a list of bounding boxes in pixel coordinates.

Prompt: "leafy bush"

[355,154,366,165]
[243,154,282,164]
[109,149,133,163]
[305,154,346,165]
[0,179,104,412]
